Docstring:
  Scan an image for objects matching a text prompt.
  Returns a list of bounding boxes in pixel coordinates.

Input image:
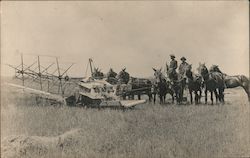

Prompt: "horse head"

[152,67,163,83]
[209,65,223,74]
[193,74,203,83]
[93,67,104,78]
[117,68,130,84]
[108,68,117,77]
[122,68,126,72]
[197,63,208,76]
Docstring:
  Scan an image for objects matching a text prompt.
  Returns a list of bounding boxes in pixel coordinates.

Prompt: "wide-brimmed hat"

[170,54,175,58]
[180,57,186,61]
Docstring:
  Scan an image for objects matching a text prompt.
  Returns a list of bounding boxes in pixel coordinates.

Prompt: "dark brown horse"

[128,77,154,100]
[106,68,118,85]
[153,68,175,104]
[198,63,224,105]
[209,65,250,101]
[117,68,154,102]
[92,67,104,79]
[184,64,202,104]
[116,68,130,84]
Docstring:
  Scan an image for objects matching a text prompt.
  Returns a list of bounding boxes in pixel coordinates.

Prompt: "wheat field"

[1,79,250,158]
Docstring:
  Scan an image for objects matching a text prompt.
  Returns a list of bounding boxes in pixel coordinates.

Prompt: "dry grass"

[1,78,250,158]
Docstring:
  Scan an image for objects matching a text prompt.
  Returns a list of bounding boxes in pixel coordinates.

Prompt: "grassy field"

[1,79,250,158]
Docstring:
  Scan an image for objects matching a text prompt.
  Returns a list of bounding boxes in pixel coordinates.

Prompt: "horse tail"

[237,75,249,87]
[238,75,249,83]
[239,75,250,101]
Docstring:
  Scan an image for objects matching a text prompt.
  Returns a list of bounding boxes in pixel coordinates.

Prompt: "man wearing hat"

[179,57,189,77]
[168,54,178,81]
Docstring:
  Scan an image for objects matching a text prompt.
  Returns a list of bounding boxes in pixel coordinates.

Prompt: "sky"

[1,1,249,78]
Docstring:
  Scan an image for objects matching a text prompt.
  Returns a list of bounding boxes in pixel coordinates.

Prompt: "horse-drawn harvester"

[5,55,146,108]
[115,77,155,102]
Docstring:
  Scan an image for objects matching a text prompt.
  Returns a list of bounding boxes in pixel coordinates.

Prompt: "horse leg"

[161,94,164,104]
[162,94,165,104]
[128,95,131,100]
[213,89,219,104]
[174,90,178,104]
[157,94,160,104]
[180,87,184,103]
[176,90,181,104]
[242,85,250,102]
[180,88,183,103]
[205,89,208,104]
[160,94,163,104]
[194,91,198,105]
[198,90,201,104]
[159,94,161,104]
[153,93,156,104]
[247,92,250,102]
[189,89,193,104]
[222,89,225,104]
[210,91,213,105]
[123,95,126,100]
[170,91,174,104]
[150,93,153,102]
[172,94,175,104]
[138,94,141,100]
[219,88,225,104]
[246,89,250,102]
[199,89,202,104]
[148,93,152,103]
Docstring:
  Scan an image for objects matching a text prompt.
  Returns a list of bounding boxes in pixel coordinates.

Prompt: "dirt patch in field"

[1,128,90,158]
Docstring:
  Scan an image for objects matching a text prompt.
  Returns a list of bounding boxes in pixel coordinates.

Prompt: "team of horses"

[95,64,250,104]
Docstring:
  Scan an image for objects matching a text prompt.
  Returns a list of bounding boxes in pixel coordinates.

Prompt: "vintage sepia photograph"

[1,1,249,158]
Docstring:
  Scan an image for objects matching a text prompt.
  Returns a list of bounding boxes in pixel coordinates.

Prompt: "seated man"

[179,57,189,77]
[168,54,178,82]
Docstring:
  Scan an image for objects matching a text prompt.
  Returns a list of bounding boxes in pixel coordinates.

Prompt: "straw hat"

[180,57,186,61]
[170,54,175,58]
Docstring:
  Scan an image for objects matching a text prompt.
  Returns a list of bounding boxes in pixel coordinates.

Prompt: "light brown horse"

[166,64,186,104]
[210,65,250,101]
[153,68,175,104]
